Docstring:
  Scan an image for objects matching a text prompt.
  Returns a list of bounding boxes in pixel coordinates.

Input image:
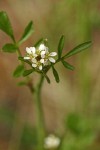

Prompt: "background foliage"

[0,0,100,150]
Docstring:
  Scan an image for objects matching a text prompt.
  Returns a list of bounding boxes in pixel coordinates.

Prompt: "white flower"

[44,134,60,149]
[26,47,36,54]
[24,47,37,60]
[24,44,57,71]
[39,44,47,51]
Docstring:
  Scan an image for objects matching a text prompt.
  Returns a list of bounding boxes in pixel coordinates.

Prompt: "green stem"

[33,75,45,150]
[17,47,22,58]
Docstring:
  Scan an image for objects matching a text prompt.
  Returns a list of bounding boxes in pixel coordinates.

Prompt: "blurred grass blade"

[52,65,60,83]
[58,35,65,59]
[18,57,32,66]
[64,41,92,58]
[34,38,43,47]
[18,21,34,44]
[23,69,34,76]
[66,113,82,135]
[2,43,17,53]
[62,60,75,70]
[17,81,27,86]
[13,65,24,77]
[0,11,15,41]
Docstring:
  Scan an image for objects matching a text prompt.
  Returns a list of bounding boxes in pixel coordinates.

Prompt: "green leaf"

[18,21,34,44]
[13,65,24,77]
[18,57,32,66]
[34,38,43,47]
[62,60,75,70]
[42,73,50,84]
[64,41,92,58]
[0,11,15,41]
[52,65,60,83]
[2,43,17,53]
[58,35,65,59]
[23,69,34,76]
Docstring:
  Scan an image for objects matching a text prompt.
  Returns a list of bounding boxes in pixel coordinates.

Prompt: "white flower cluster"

[44,134,60,149]
[24,44,57,71]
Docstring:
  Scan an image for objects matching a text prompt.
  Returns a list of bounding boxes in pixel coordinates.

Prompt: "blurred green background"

[0,0,100,150]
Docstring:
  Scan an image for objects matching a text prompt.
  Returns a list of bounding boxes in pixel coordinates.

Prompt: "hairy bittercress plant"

[0,11,92,150]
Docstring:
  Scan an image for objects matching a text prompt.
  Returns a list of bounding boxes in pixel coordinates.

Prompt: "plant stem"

[33,75,45,150]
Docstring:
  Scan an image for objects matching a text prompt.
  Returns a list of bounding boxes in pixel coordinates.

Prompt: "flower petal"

[41,54,45,58]
[39,65,42,70]
[30,47,36,53]
[40,59,44,63]
[41,51,46,58]
[49,57,56,63]
[44,60,49,66]
[34,54,38,57]
[24,56,30,60]
[39,44,46,51]
[45,47,49,53]
[49,52,57,56]
[26,47,32,54]
[41,50,46,55]
[32,63,37,68]
[32,58,37,63]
